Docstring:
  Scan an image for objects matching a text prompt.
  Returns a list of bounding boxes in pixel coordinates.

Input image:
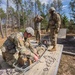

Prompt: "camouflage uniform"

[20,38,37,56]
[1,31,38,66]
[19,27,38,65]
[1,33,20,66]
[47,7,61,50]
[18,39,38,66]
[34,15,43,43]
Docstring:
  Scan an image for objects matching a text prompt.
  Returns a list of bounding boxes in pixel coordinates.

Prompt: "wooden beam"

[63,51,75,56]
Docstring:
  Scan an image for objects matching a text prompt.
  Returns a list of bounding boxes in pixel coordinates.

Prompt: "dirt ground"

[57,54,75,75]
[0,37,6,48]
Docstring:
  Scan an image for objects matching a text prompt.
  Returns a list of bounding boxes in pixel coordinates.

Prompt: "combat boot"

[50,46,56,51]
[48,46,53,51]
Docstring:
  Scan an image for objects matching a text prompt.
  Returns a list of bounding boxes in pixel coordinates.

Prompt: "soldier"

[23,27,47,58]
[46,7,61,51]
[34,15,44,44]
[1,33,21,66]
[23,27,39,57]
[1,28,39,67]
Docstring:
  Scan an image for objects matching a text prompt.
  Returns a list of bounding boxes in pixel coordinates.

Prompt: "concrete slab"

[58,28,67,39]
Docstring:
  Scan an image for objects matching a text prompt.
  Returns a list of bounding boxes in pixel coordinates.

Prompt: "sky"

[1,0,71,19]
[40,0,71,19]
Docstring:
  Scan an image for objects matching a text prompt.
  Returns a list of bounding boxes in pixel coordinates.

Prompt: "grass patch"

[69,65,75,75]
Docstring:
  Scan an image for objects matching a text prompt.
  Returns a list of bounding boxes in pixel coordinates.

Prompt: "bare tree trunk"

[22,9,25,29]
[18,11,20,29]
[0,18,4,38]
[35,0,37,16]
[16,3,20,30]
[23,15,25,29]
[21,5,25,29]
[5,0,9,37]
[11,16,14,31]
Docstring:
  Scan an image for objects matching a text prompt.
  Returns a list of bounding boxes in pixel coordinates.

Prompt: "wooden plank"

[47,45,63,75]
[58,28,67,38]
[63,51,75,56]
[24,44,63,75]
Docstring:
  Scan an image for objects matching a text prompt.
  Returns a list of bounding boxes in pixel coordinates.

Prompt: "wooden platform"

[24,44,63,75]
[0,44,63,75]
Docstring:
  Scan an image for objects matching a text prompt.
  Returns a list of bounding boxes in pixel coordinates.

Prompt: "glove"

[56,28,60,33]
[57,28,60,32]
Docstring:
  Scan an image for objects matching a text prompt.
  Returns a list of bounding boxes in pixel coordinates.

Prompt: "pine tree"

[69,0,75,21]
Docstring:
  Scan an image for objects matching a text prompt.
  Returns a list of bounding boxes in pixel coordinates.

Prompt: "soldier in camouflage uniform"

[1,33,21,66]
[1,28,39,66]
[46,7,61,51]
[1,26,47,67]
[34,15,44,43]
[19,27,39,65]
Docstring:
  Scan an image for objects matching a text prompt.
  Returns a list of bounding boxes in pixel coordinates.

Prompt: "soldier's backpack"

[1,34,19,66]
[3,39,16,53]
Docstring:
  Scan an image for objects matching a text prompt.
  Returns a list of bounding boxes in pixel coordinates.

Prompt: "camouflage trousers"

[35,30,41,42]
[50,28,58,47]
[2,52,19,66]
[35,23,41,42]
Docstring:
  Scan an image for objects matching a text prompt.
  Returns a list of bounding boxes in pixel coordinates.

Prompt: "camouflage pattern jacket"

[47,12,61,30]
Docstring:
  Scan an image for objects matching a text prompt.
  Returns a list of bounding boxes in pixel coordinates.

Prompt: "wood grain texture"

[24,44,63,75]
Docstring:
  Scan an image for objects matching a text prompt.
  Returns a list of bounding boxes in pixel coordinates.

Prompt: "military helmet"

[25,27,34,36]
[49,7,55,12]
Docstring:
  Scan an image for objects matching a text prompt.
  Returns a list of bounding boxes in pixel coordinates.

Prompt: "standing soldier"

[46,7,61,51]
[34,15,44,44]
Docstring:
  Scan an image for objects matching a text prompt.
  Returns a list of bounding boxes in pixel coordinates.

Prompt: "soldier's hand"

[57,28,60,32]
[56,28,60,33]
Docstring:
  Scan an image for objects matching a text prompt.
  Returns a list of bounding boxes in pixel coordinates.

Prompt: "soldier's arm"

[56,14,61,29]
[46,18,50,32]
[34,17,38,22]
[14,37,21,48]
[27,39,37,54]
[40,16,44,20]
[46,23,49,31]
[29,44,36,53]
